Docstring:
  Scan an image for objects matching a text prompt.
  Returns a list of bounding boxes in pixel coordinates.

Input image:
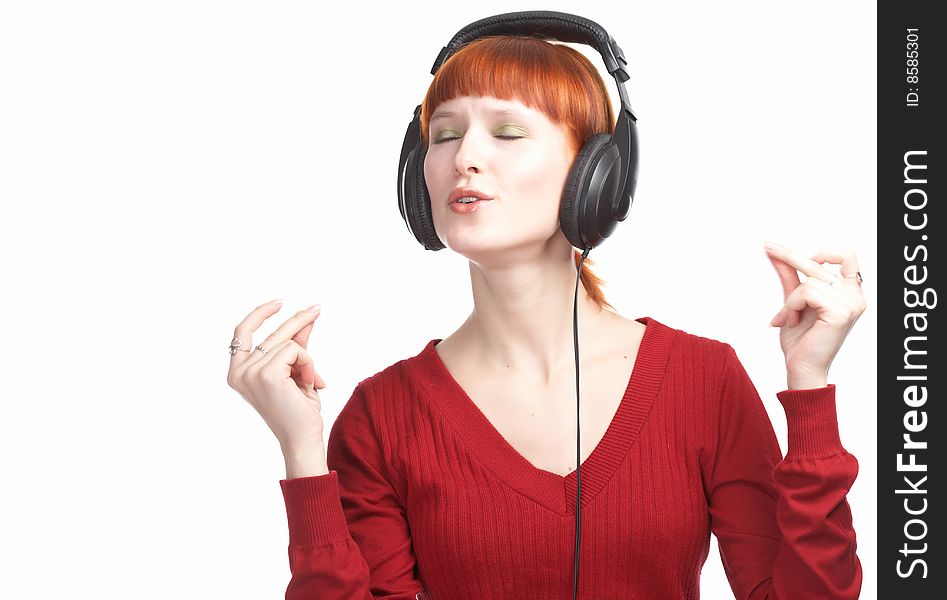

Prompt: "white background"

[0,0,876,597]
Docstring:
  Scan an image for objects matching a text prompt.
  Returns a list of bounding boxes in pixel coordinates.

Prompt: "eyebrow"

[430,108,527,123]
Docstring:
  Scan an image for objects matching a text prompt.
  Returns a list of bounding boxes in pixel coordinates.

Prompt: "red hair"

[419,35,617,313]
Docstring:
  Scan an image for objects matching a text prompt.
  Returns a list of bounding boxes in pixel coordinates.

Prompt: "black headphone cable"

[572,245,592,600]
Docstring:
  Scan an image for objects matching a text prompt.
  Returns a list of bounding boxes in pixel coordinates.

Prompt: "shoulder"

[327,350,421,461]
[339,340,434,418]
[327,344,434,481]
[640,316,739,389]
[641,315,734,359]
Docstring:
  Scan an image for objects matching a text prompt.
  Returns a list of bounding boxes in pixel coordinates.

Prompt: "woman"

[227,34,865,599]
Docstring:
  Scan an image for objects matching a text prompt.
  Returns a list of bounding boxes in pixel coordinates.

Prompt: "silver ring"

[254,344,269,355]
[229,337,251,356]
[842,271,863,285]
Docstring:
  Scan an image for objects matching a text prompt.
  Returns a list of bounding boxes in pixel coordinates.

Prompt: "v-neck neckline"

[404,316,675,516]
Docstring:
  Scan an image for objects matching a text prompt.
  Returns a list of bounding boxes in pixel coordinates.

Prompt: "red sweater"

[279,316,862,599]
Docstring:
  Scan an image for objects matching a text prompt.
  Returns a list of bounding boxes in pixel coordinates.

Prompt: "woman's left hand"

[764,241,867,390]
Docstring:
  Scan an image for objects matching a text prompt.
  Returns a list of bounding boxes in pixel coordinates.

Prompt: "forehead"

[429,96,544,123]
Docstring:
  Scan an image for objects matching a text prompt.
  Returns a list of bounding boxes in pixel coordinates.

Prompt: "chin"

[443,237,494,257]
[448,234,543,260]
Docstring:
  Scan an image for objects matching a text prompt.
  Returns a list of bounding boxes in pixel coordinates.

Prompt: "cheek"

[422,155,446,226]
[422,153,445,197]
[508,150,572,206]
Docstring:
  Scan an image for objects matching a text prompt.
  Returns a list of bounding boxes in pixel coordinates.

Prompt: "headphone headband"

[431,11,636,122]
[432,11,629,83]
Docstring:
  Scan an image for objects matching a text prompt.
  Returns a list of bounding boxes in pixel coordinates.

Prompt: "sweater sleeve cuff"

[775,383,844,459]
[279,470,352,548]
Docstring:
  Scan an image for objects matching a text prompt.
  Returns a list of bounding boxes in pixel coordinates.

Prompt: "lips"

[448,186,494,205]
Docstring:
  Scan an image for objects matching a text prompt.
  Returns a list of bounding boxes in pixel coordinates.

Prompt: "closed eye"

[432,135,523,145]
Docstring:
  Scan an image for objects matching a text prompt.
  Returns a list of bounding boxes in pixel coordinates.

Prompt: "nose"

[452,130,484,176]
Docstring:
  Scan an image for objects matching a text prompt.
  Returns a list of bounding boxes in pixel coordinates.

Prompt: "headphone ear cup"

[560,134,614,250]
[402,142,445,251]
[411,144,445,251]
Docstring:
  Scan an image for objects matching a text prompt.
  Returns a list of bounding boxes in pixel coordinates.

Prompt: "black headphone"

[397,10,638,253]
[396,11,638,599]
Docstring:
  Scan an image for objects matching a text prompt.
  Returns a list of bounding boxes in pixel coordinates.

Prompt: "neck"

[456,251,612,385]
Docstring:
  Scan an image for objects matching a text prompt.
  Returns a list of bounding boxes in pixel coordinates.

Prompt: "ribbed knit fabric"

[279,316,863,599]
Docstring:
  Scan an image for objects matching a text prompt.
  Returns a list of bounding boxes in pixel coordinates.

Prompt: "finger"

[268,338,326,390]
[772,281,819,328]
[290,320,319,388]
[294,319,315,350]
[230,299,285,368]
[764,242,838,288]
[810,248,862,286]
[773,277,857,328]
[257,304,322,360]
[765,245,801,301]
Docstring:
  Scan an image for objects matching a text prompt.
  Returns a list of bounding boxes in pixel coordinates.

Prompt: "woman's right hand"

[227,300,328,452]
